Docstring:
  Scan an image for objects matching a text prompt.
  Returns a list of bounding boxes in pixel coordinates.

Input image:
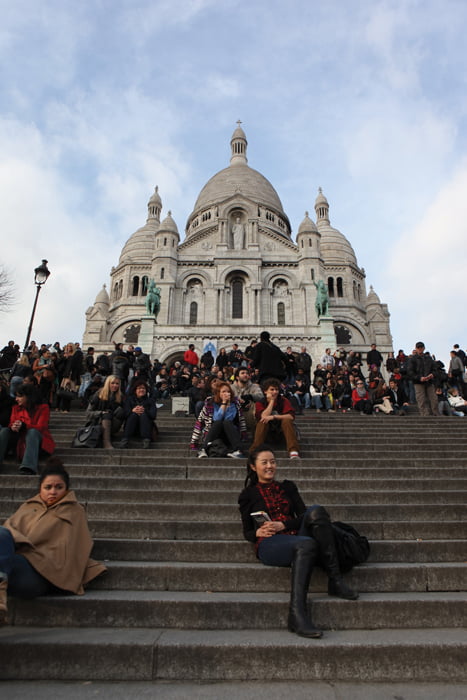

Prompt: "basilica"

[83,124,392,365]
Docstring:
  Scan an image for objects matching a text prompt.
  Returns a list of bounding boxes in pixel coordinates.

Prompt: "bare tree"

[0,265,15,312]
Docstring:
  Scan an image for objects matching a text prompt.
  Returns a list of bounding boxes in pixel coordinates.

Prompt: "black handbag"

[71,421,102,448]
[332,521,370,573]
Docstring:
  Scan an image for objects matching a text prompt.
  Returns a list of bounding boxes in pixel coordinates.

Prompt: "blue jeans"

[257,505,320,567]
[0,427,42,472]
[0,526,52,597]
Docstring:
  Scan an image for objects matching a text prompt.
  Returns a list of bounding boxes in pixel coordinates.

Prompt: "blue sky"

[1,0,466,366]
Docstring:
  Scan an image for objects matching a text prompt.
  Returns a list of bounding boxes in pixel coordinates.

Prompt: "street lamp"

[23,260,51,352]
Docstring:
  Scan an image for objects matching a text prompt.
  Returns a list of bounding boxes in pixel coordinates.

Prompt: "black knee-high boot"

[288,539,322,638]
[304,506,359,600]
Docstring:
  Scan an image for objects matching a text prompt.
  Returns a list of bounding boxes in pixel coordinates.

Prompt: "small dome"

[94,284,109,306]
[119,223,156,263]
[319,224,358,266]
[366,285,381,305]
[159,211,179,235]
[148,186,162,207]
[315,188,329,208]
[298,211,318,234]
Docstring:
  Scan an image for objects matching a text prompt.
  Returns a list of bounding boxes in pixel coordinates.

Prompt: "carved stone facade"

[83,125,392,363]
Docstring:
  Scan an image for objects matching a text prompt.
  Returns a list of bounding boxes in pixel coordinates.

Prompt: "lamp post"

[23,260,51,352]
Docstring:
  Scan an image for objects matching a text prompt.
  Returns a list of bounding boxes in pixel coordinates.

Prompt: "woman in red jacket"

[0,384,55,475]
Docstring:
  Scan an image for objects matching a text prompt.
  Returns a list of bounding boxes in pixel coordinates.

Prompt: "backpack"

[332,521,370,573]
[206,438,229,457]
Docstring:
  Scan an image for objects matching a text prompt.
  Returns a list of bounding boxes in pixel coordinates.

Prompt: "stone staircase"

[0,407,466,682]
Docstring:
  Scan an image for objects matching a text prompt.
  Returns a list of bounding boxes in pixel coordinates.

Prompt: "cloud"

[385,159,467,362]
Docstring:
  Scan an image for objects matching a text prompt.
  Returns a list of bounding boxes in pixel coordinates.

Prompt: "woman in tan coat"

[0,458,106,623]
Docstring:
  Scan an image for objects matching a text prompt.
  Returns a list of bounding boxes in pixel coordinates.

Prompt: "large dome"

[193,162,285,214]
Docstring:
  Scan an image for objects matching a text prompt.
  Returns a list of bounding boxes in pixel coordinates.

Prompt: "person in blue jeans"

[238,445,358,639]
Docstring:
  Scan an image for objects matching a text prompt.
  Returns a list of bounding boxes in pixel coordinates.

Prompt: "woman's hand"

[256,521,286,538]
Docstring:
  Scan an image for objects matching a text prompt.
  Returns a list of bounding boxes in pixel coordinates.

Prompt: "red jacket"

[183,349,199,366]
[351,388,369,407]
[9,403,55,458]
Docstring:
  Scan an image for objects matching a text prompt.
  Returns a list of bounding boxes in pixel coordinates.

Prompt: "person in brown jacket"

[0,458,106,623]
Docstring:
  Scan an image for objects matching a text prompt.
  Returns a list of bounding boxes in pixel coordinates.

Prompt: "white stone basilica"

[83,124,392,364]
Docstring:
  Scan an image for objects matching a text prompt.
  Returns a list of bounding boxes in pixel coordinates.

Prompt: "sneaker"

[142,439,151,449]
[227,450,244,459]
[197,448,208,459]
[289,451,300,459]
[118,438,129,449]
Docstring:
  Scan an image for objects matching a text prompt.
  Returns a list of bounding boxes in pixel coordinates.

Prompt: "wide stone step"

[7,591,466,630]
[0,626,465,682]
[1,500,465,521]
[89,538,466,563]
[3,475,467,491]
[88,561,466,593]
[2,487,465,505]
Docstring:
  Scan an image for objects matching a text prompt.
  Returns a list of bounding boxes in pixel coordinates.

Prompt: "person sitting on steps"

[238,445,359,639]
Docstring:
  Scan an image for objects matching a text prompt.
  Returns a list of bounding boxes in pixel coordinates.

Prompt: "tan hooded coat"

[3,490,106,594]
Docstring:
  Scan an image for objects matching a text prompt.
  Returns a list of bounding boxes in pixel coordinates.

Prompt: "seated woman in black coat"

[119,381,156,449]
[238,445,359,639]
[87,375,124,449]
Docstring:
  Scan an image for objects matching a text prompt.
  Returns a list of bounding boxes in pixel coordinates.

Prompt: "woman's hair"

[15,383,42,413]
[64,342,75,355]
[131,380,148,395]
[213,381,234,403]
[18,354,31,367]
[39,456,70,489]
[244,444,275,487]
[98,374,122,402]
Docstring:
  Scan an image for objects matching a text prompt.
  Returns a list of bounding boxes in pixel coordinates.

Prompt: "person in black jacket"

[251,331,287,384]
[407,342,438,416]
[238,446,358,639]
[119,380,156,449]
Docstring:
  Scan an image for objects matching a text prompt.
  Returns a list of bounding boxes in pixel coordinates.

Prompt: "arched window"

[335,325,352,345]
[189,301,198,325]
[132,276,139,296]
[113,282,118,300]
[353,280,357,299]
[141,276,149,296]
[160,268,165,280]
[328,277,335,298]
[118,280,123,299]
[232,278,243,318]
[277,302,285,325]
[311,269,315,281]
[357,284,361,301]
[337,277,343,298]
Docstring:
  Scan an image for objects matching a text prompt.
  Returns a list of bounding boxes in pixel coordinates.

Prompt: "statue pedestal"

[139,316,155,357]
[317,315,335,350]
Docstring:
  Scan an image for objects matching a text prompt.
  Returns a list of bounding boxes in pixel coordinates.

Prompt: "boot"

[0,575,8,624]
[287,540,322,638]
[304,506,359,601]
[101,419,114,450]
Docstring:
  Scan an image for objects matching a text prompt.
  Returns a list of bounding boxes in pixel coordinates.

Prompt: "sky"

[1,0,466,367]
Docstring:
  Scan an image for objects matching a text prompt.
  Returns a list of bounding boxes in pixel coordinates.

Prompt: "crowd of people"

[0,334,465,636]
[0,334,466,466]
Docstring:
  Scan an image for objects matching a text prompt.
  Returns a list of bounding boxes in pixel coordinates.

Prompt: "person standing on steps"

[408,342,439,416]
[238,446,360,639]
